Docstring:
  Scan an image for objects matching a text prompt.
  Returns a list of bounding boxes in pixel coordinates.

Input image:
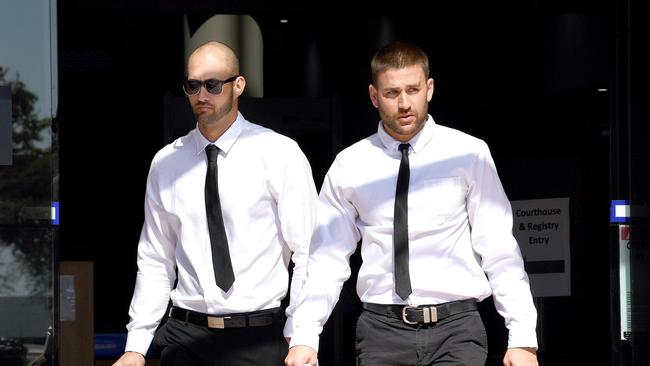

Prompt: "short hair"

[370,41,430,85]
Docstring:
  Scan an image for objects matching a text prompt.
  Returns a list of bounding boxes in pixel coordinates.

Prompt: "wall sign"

[511,197,571,297]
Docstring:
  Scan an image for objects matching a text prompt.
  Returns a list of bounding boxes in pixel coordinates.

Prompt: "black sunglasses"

[182,75,239,96]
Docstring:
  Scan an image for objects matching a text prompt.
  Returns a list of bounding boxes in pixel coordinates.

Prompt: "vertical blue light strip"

[52,201,59,225]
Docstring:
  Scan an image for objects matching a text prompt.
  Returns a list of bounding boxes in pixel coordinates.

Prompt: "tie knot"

[205,144,219,162]
[398,143,410,153]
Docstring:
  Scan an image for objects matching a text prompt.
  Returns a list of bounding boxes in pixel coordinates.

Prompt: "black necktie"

[394,143,412,300]
[205,145,235,292]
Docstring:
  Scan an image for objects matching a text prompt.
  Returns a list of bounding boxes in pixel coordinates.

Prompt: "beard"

[379,102,429,139]
[193,88,234,126]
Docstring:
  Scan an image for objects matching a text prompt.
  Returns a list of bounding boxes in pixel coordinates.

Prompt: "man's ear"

[427,78,434,102]
[234,76,246,96]
[369,84,379,108]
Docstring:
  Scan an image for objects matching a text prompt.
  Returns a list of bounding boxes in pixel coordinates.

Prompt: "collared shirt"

[290,116,537,351]
[125,112,318,355]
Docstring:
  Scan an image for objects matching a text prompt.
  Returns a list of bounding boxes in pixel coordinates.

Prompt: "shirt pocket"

[410,176,465,225]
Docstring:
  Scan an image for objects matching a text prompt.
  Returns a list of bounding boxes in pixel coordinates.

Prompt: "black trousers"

[153,309,288,366]
[355,308,488,366]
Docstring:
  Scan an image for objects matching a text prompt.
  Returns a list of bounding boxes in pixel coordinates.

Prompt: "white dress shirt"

[125,112,318,355]
[290,116,537,351]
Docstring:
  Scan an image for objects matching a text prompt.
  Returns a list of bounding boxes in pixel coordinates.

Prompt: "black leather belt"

[362,298,477,325]
[168,306,281,329]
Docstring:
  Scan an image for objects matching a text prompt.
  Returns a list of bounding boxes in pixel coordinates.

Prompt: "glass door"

[0,1,58,365]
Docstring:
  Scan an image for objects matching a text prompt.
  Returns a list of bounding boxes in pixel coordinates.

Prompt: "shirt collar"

[192,112,245,156]
[377,114,436,154]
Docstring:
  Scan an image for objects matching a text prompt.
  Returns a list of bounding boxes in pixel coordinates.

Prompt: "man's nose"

[197,85,211,100]
[398,91,411,110]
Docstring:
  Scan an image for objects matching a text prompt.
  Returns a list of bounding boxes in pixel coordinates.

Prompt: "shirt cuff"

[507,328,538,350]
[125,329,155,356]
[283,315,295,339]
[284,317,320,352]
[289,332,320,353]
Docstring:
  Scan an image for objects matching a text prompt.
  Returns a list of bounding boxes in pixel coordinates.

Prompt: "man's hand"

[285,345,318,366]
[112,351,145,366]
[503,347,538,366]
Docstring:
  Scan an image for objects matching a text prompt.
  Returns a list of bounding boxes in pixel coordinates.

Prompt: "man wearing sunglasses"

[113,41,318,366]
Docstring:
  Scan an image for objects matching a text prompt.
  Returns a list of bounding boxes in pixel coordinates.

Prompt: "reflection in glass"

[0,67,53,216]
[0,228,53,365]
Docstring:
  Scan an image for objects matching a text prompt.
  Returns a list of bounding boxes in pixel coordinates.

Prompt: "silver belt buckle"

[207,316,226,329]
[401,305,418,325]
[422,306,438,323]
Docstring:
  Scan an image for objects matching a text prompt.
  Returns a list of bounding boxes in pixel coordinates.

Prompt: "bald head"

[187,41,240,76]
